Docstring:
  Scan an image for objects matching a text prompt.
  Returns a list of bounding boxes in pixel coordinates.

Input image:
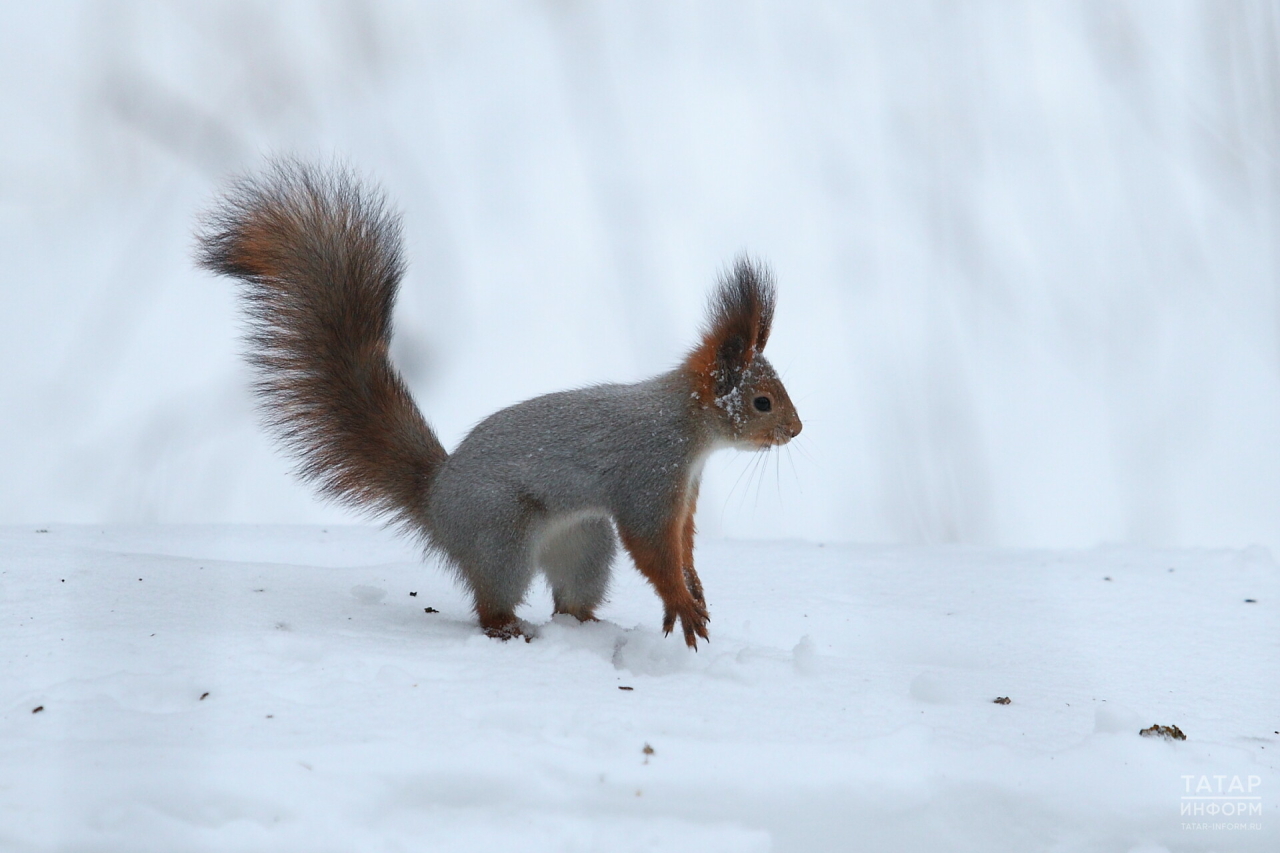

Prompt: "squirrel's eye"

[753,396,772,413]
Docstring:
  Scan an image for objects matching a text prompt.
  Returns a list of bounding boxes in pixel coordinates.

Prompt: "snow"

[3,12,1278,845]
[3,525,1275,851]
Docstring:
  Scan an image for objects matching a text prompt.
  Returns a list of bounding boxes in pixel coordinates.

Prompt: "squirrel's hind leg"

[451,528,537,641]
[538,516,616,622]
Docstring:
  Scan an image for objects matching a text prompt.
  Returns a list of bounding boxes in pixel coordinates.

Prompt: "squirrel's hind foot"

[551,607,599,624]
[479,611,528,642]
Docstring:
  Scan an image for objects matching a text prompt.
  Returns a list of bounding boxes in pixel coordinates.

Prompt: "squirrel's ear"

[686,257,777,399]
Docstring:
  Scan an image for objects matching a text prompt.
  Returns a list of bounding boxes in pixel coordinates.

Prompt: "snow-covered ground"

[2,525,1274,851]
[5,5,1276,848]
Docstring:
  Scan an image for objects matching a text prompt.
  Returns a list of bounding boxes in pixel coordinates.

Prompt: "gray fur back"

[426,371,709,595]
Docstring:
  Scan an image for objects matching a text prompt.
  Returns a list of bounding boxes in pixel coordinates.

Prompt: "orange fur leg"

[663,490,707,635]
[619,519,709,649]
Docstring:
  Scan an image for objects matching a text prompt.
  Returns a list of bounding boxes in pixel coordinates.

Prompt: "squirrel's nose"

[787,418,803,438]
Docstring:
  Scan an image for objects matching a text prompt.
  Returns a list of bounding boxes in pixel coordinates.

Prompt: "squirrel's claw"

[684,614,710,648]
[663,598,710,649]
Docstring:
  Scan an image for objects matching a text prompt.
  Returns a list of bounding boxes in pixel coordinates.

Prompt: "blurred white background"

[3,1,1277,550]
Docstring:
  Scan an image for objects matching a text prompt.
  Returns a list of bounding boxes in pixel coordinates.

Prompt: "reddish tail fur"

[196,161,446,536]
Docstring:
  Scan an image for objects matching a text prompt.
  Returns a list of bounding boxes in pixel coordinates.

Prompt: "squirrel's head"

[685,258,802,449]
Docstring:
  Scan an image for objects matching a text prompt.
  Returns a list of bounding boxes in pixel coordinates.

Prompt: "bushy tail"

[196,160,446,535]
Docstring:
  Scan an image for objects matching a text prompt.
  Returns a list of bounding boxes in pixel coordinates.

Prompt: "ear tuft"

[711,256,776,353]
[686,256,777,399]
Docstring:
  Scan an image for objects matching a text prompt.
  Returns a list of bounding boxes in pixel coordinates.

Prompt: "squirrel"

[196,160,802,648]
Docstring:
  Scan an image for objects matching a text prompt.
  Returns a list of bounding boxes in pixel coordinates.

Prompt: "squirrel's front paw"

[662,597,710,649]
